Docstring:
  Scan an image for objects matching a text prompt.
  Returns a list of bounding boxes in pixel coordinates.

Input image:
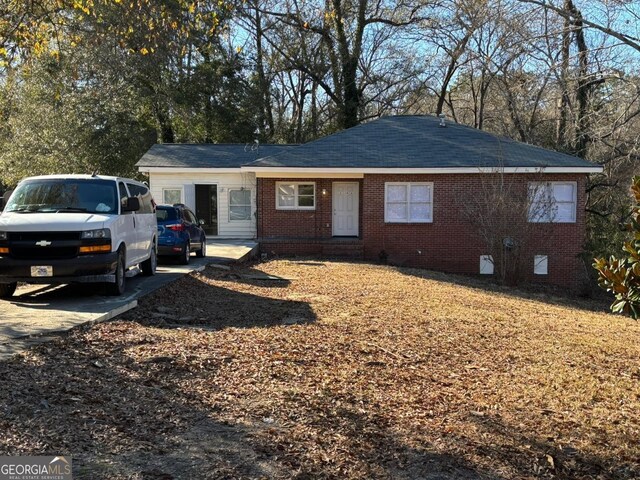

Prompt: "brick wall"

[257,174,588,289]
[257,178,363,241]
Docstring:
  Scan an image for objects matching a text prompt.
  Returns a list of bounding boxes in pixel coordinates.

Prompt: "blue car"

[156,204,206,264]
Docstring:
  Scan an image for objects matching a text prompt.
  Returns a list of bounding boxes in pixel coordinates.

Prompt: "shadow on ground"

[397,264,612,314]
[278,255,611,314]
[0,325,282,479]
[124,270,309,330]
[465,412,640,479]
[0,324,505,480]
[0,260,635,479]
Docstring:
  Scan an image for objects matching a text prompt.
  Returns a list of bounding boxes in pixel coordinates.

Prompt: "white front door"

[333,182,359,236]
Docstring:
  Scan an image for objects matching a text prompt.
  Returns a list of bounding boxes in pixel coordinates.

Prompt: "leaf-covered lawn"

[1,260,639,479]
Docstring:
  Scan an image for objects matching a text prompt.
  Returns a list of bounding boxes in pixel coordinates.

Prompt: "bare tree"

[238,0,428,132]
[461,165,556,285]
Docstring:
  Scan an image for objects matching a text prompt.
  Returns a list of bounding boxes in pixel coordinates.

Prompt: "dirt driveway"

[0,259,638,480]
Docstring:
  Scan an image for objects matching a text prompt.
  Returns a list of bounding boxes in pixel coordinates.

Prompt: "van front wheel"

[0,282,17,299]
[107,250,126,296]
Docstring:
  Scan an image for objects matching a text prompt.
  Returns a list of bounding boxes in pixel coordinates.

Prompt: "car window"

[186,210,198,224]
[156,207,178,221]
[5,179,117,214]
[126,182,154,214]
[118,182,129,212]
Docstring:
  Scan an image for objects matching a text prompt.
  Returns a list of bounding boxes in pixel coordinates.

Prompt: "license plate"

[31,266,53,277]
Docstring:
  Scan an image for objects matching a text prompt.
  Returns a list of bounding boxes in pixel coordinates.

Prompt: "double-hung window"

[385,182,433,223]
[229,189,252,221]
[528,182,576,223]
[162,188,182,205]
[276,182,315,210]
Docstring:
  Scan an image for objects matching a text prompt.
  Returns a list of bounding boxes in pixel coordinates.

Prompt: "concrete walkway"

[0,239,257,360]
[206,239,258,263]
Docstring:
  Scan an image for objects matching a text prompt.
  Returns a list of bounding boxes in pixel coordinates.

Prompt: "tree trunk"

[568,0,590,158]
[436,32,473,116]
[156,108,174,143]
[556,2,571,150]
[254,7,274,138]
[331,0,362,129]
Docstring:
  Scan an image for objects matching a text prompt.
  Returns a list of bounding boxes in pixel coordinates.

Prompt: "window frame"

[228,188,252,222]
[162,187,183,206]
[528,181,577,223]
[275,182,316,210]
[384,182,434,223]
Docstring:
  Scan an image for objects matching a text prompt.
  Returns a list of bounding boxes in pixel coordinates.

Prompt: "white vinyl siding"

[528,182,577,223]
[276,182,316,210]
[149,172,256,238]
[385,182,433,223]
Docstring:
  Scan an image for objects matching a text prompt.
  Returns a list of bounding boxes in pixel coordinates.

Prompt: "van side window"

[126,183,154,214]
[118,182,129,212]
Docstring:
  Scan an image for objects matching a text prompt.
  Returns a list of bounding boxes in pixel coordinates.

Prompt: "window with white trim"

[528,182,577,223]
[229,189,251,221]
[162,188,182,205]
[385,182,433,223]
[276,182,315,210]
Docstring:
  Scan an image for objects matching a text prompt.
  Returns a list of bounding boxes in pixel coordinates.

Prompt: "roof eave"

[240,166,604,174]
[137,166,245,173]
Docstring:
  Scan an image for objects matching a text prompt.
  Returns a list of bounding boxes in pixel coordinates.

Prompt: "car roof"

[156,204,189,210]
[20,174,147,186]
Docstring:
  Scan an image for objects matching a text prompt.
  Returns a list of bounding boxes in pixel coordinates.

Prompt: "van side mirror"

[122,196,140,212]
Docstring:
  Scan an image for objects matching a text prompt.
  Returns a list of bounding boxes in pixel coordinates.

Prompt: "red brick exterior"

[257,174,588,289]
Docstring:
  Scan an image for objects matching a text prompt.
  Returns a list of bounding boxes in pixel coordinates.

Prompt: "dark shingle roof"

[246,115,598,169]
[136,144,297,169]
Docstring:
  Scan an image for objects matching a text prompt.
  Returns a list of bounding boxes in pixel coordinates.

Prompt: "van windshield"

[5,179,118,214]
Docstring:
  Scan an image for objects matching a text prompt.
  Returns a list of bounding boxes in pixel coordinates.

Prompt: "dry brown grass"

[1,260,639,479]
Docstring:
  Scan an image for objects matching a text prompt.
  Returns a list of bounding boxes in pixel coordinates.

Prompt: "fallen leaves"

[0,260,639,479]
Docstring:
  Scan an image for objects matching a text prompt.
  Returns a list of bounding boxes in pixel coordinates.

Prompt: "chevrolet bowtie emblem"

[35,240,52,247]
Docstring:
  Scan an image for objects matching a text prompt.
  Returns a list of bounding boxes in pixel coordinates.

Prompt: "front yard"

[1,260,639,479]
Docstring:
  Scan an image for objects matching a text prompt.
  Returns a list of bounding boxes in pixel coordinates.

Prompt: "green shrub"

[593,176,640,318]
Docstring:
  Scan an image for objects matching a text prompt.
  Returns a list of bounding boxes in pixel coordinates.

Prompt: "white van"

[0,174,157,297]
